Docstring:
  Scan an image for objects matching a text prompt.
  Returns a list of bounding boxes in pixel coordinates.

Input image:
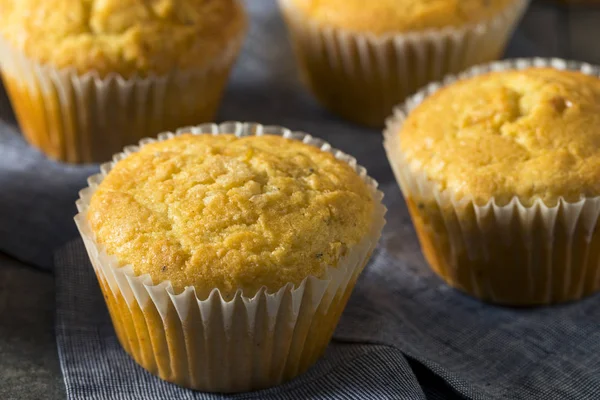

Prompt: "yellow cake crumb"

[398,67,600,206]
[87,134,375,297]
[0,0,246,77]
[288,0,516,35]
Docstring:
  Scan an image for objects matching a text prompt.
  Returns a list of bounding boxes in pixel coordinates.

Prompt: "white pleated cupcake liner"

[0,26,244,164]
[384,58,600,305]
[75,121,387,392]
[278,0,530,127]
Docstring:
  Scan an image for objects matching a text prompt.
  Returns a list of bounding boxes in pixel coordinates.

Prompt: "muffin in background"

[279,0,529,127]
[75,122,386,392]
[0,0,247,163]
[385,59,600,306]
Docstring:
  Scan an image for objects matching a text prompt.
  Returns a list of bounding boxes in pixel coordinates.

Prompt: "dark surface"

[1,1,600,399]
[0,254,65,399]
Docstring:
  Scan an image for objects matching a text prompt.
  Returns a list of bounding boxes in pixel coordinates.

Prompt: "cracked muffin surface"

[87,134,375,297]
[289,0,517,35]
[398,67,600,206]
[0,0,246,77]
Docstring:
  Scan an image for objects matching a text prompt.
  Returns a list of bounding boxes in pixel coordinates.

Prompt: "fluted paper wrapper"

[0,33,243,164]
[75,122,386,392]
[279,0,529,127]
[384,58,600,306]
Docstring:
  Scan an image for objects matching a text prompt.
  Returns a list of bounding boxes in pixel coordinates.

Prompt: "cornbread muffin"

[290,0,516,34]
[385,63,600,305]
[88,134,375,297]
[279,0,528,127]
[76,126,386,392]
[401,68,600,206]
[0,0,247,163]
[0,0,245,78]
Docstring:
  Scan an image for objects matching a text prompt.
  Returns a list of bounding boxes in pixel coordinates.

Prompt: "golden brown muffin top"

[287,0,516,35]
[87,134,375,297]
[0,0,246,78]
[398,67,600,206]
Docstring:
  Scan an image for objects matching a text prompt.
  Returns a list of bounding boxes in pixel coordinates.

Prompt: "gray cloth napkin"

[3,0,600,399]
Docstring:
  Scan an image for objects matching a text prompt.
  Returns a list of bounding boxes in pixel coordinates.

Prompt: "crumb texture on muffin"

[87,134,375,297]
[288,0,516,35]
[399,67,600,206]
[0,0,246,77]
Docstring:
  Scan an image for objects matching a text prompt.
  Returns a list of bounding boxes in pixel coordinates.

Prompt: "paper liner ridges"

[279,0,529,127]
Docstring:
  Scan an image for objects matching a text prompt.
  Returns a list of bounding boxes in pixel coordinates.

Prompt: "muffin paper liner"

[0,28,244,164]
[278,0,529,127]
[75,122,386,392]
[384,58,600,306]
